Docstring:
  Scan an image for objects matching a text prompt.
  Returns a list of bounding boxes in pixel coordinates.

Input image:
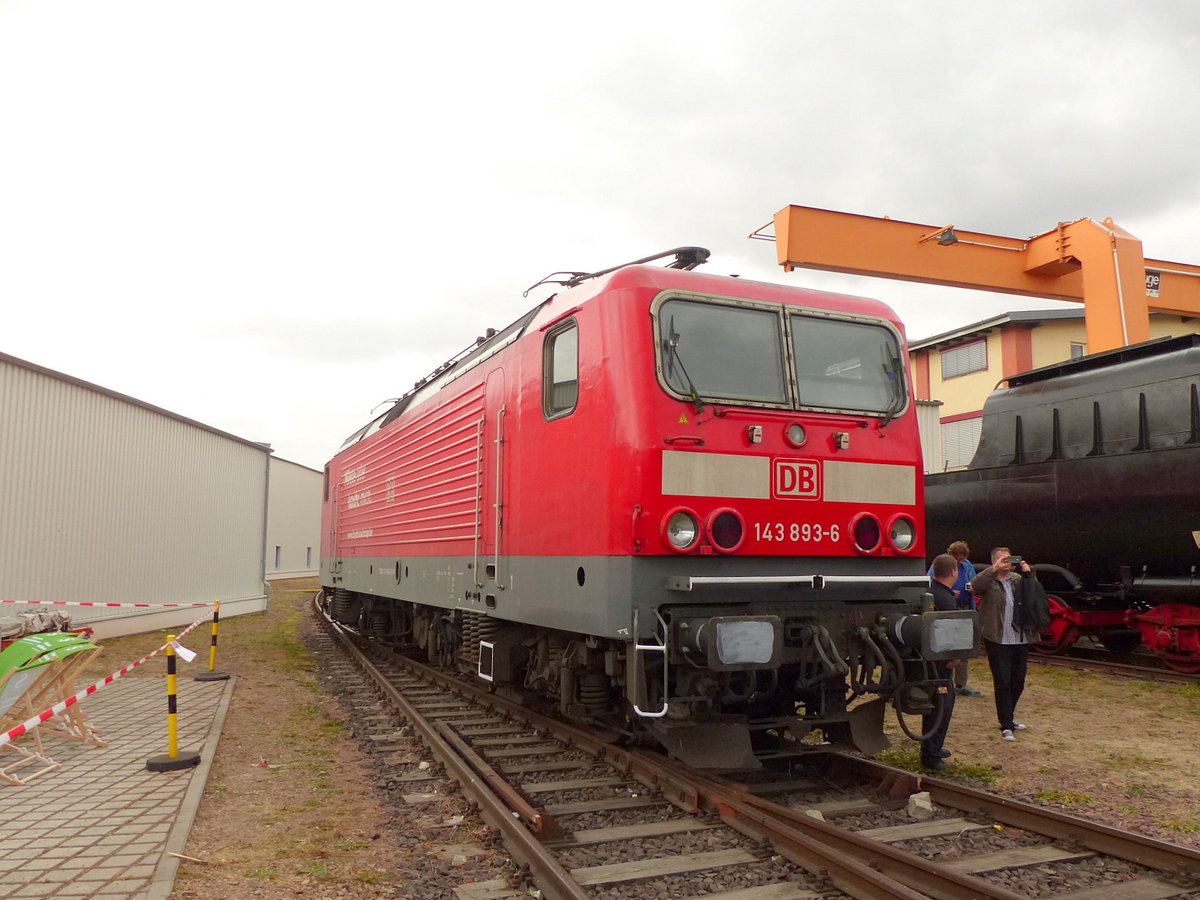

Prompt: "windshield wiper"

[663,317,706,413]
[878,348,906,429]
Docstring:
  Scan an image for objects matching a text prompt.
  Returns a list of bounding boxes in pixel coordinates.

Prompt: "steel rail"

[318,603,1200,898]
[316,605,589,900]
[433,720,565,840]
[829,753,1200,878]
[369,643,703,814]
[682,768,1029,900]
[327,619,933,899]
[344,639,994,899]
[1033,650,1200,685]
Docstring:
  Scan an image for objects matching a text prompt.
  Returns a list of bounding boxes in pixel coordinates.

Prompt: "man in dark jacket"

[971,547,1039,741]
[928,540,981,696]
[921,553,960,770]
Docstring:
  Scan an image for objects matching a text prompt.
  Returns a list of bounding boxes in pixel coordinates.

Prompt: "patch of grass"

[947,761,1001,785]
[1107,753,1166,770]
[300,862,331,877]
[875,743,1000,786]
[1181,683,1200,700]
[315,717,344,737]
[247,867,279,881]
[1034,766,1059,775]
[1160,818,1199,833]
[1034,789,1093,805]
[1035,668,1105,692]
[253,613,313,672]
[875,744,920,768]
[355,870,387,884]
[1124,783,1157,799]
[333,838,370,851]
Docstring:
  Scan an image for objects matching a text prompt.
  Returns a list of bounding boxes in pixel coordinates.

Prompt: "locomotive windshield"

[660,300,788,404]
[791,313,904,414]
[656,297,905,414]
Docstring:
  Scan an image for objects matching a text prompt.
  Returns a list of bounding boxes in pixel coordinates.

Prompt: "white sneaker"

[1013,723,1027,730]
[1001,729,1016,741]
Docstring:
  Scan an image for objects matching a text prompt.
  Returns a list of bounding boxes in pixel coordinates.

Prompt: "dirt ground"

[76,579,1200,899]
[881,656,1200,849]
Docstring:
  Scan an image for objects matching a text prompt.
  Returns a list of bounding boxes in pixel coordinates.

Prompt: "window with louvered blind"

[942,416,983,469]
[941,340,987,379]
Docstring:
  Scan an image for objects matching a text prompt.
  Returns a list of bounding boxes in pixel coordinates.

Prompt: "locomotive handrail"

[631,608,670,718]
[666,575,930,591]
[820,575,930,585]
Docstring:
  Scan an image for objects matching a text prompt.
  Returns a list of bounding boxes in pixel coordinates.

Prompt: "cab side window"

[543,321,578,419]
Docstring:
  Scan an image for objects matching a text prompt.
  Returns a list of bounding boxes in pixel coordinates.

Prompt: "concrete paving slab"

[0,676,234,899]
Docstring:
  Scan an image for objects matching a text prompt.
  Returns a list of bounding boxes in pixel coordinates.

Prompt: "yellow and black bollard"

[195,600,230,682]
[146,635,202,772]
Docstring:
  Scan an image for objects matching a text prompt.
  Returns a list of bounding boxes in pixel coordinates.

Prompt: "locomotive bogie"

[323,256,978,764]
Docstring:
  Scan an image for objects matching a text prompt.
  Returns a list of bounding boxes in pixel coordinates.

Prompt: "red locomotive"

[321,248,978,767]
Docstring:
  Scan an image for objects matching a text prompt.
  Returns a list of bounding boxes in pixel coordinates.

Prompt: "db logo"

[773,459,820,499]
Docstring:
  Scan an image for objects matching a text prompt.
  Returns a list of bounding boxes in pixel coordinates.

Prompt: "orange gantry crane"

[755,205,1200,353]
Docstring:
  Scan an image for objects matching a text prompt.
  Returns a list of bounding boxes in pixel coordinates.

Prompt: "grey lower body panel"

[323,553,633,638]
[322,553,928,640]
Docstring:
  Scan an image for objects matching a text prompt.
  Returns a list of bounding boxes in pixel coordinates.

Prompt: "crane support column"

[1030,217,1150,349]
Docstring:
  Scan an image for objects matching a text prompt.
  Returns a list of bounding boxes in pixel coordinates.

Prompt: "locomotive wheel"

[1162,655,1200,674]
[1159,653,1200,674]
[1033,594,1077,654]
[1131,604,1200,673]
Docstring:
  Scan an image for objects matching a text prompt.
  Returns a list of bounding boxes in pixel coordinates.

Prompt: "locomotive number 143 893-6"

[753,522,841,543]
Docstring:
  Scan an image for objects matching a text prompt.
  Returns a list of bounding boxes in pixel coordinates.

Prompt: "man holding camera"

[971,547,1039,741]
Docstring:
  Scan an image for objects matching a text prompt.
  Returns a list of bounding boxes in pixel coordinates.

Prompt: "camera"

[1009,555,1023,565]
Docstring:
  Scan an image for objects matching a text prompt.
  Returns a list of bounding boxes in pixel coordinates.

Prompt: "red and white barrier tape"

[1,599,213,609]
[0,611,212,748]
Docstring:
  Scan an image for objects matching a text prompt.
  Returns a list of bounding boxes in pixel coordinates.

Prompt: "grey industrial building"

[265,456,322,580]
[0,351,277,639]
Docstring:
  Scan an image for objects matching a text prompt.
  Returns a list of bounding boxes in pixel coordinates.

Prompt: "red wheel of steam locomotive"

[1130,603,1200,673]
[1033,594,1079,654]
[1159,653,1200,674]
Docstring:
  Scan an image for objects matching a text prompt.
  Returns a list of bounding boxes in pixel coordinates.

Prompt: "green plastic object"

[0,633,98,679]
[14,632,94,654]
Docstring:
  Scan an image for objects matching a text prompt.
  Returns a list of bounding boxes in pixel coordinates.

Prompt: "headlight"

[886,610,980,660]
[784,422,807,447]
[708,509,745,553]
[927,615,977,654]
[714,619,777,665]
[677,615,783,670]
[852,513,882,554]
[665,509,700,551]
[888,515,916,552]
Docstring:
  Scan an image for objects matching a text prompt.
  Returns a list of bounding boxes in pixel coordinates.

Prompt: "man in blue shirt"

[929,541,979,696]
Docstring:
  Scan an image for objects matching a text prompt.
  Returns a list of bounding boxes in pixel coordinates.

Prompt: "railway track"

[312,596,1200,900]
[1033,646,1200,685]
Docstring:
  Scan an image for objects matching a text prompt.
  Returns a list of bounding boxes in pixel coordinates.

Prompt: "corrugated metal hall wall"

[0,352,269,638]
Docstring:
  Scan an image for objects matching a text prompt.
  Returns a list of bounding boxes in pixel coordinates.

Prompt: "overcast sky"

[3,1,1198,469]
